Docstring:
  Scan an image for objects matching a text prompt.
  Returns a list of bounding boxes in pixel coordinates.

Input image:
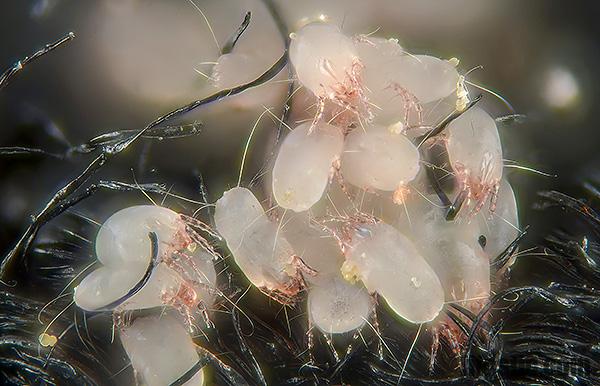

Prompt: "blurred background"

[0,0,599,322]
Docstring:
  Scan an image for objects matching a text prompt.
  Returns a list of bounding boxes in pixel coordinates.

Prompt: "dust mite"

[74,205,217,326]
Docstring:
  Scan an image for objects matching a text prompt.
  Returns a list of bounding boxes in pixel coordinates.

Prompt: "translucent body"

[289,22,359,99]
[358,38,459,127]
[478,179,520,259]
[272,122,343,212]
[96,205,182,266]
[214,187,295,290]
[282,213,343,282]
[74,205,216,312]
[120,315,203,386]
[445,107,503,192]
[95,0,284,106]
[282,213,371,333]
[308,274,371,334]
[355,36,404,64]
[418,232,490,305]
[341,125,420,191]
[387,55,459,103]
[403,198,490,305]
[345,222,444,323]
[356,37,411,127]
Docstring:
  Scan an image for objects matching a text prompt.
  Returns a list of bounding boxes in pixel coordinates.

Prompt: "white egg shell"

[341,125,420,191]
[272,121,343,212]
[346,222,444,323]
[120,315,203,386]
[214,187,295,289]
[308,274,371,334]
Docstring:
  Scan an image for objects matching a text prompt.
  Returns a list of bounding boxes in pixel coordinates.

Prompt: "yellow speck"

[340,261,360,284]
[187,242,198,253]
[39,333,58,347]
[388,121,405,135]
[448,57,460,67]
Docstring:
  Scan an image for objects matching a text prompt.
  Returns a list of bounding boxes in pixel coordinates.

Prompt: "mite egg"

[308,274,371,334]
[399,197,490,307]
[344,222,444,324]
[282,212,372,333]
[214,187,300,300]
[272,121,344,212]
[340,124,420,192]
[120,315,203,386]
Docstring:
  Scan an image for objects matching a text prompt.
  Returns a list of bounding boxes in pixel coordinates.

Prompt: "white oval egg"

[402,198,491,305]
[346,222,444,323]
[95,205,181,266]
[341,125,420,191]
[120,315,203,386]
[272,121,343,212]
[214,187,295,290]
[308,274,371,334]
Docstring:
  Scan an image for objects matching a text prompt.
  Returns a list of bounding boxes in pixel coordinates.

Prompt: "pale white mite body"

[272,121,344,212]
[214,187,300,299]
[289,22,360,102]
[283,213,371,333]
[402,198,491,307]
[445,106,504,214]
[120,315,203,386]
[385,55,459,104]
[341,124,420,192]
[282,213,344,281]
[478,178,520,259]
[357,35,459,130]
[343,222,444,324]
[74,205,216,313]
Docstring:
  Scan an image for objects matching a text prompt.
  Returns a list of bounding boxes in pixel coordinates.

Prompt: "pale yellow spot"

[340,261,360,284]
[388,121,405,135]
[39,333,58,347]
[187,242,198,253]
